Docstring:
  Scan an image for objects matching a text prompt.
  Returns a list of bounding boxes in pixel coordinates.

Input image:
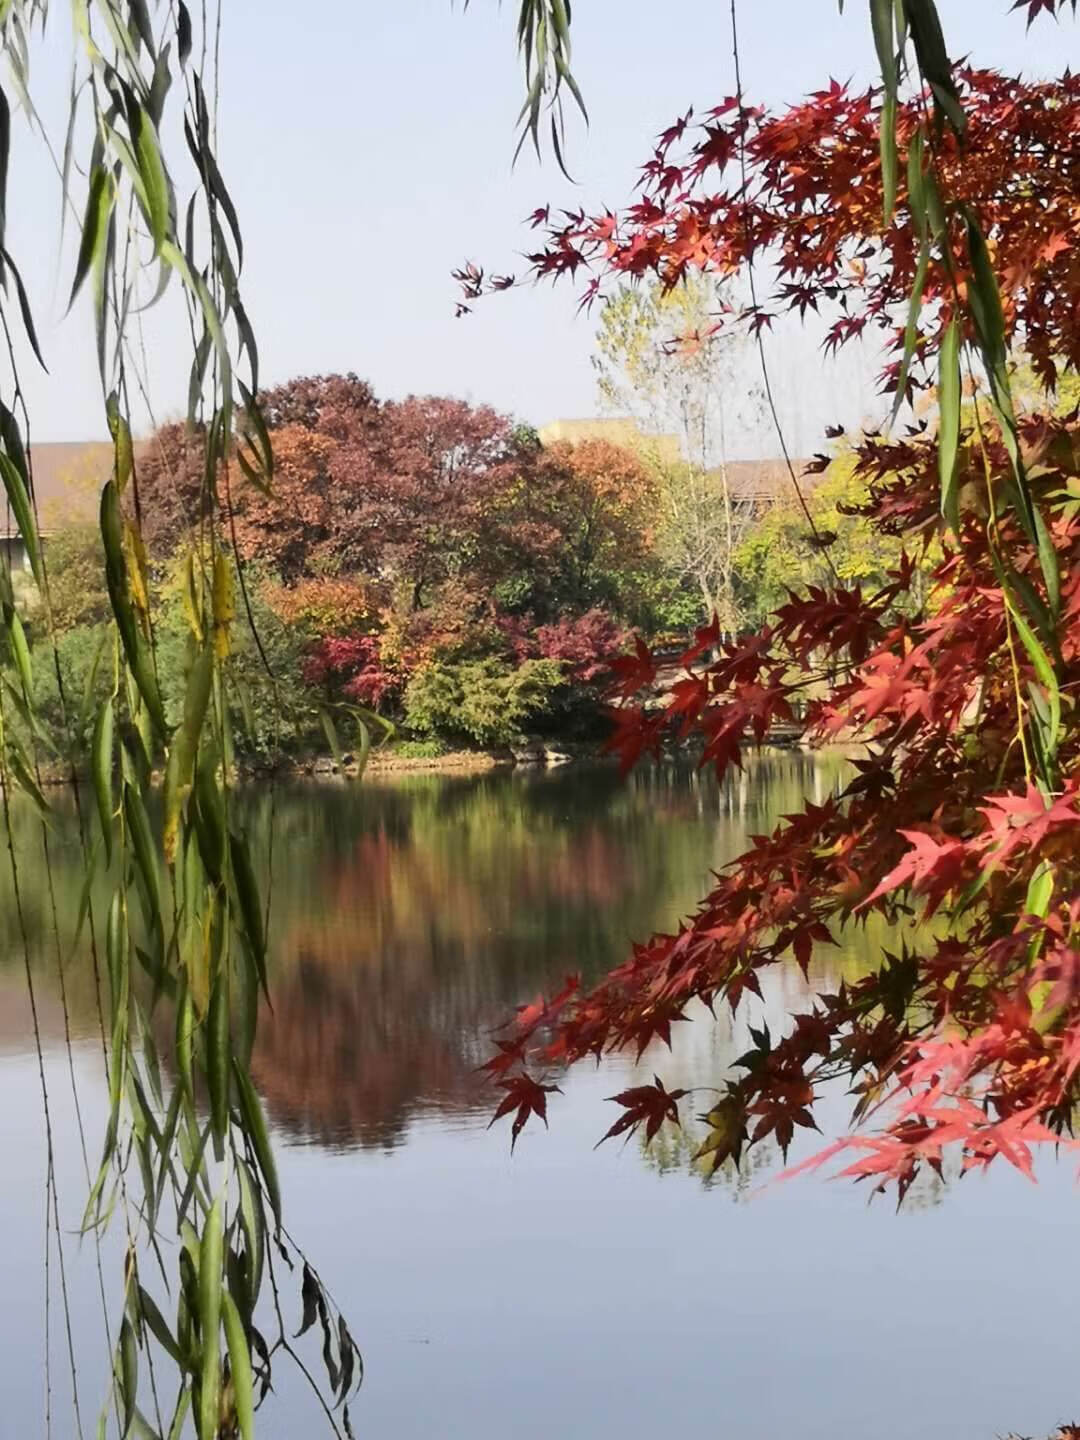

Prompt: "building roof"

[0,441,115,539]
[718,458,810,503]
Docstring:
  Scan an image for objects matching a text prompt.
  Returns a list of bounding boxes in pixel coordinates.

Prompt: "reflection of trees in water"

[2,750,867,1156]
[640,1119,779,1198]
[0,790,110,1046]
[248,763,764,1149]
[638,1096,954,1208]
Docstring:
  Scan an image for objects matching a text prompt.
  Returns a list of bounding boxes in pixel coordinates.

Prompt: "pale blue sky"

[7,0,1079,449]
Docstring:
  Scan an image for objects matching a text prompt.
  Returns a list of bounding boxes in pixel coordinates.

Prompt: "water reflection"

[242,752,852,1150]
[4,752,1079,1440]
[0,750,856,1151]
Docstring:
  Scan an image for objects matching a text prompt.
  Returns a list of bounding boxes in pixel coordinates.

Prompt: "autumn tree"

[135,419,209,553]
[496,435,662,626]
[231,423,340,580]
[259,371,380,436]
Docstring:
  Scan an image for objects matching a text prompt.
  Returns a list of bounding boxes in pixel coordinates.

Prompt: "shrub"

[30,621,113,757]
[403,657,565,748]
[392,738,448,760]
[35,524,111,636]
[302,632,402,709]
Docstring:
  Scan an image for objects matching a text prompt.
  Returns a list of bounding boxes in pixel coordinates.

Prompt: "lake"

[1,752,1077,1439]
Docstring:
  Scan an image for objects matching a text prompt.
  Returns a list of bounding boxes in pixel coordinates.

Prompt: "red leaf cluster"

[479,62,1080,1197]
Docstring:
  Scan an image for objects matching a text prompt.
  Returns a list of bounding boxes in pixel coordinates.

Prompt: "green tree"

[33,524,111,634]
[735,450,915,626]
[593,274,764,629]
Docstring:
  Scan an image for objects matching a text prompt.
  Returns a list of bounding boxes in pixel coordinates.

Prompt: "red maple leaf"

[598,1076,688,1146]
[489,1073,561,1152]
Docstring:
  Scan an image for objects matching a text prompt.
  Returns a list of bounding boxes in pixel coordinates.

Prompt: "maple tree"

[470,0,1080,1205]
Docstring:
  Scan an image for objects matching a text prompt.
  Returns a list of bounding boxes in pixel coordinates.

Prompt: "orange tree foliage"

[474,6,1080,1198]
[231,424,341,579]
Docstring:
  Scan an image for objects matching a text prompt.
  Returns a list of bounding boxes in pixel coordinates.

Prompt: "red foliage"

[599,1077,689,1146]
[304,633,402,709]
[466,70,1080,395]
[504,608,629,683]
[477,47,1080,1199]
[488,1073,561,1153]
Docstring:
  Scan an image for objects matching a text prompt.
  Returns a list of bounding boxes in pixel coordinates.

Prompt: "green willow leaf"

[355,716,372,781]
[197,1195,223,1440]
[163,640,213,862]
[176,980,195,1108]
[892,237,929,424]
[93,699,115,863]
[119,1317,139,1435]
[319,705,346,774]
[69,164,113,309]
[870,0,898,224]
[237,380,272,486]
[0,84,9,262]
[1013,608,1062,760]
[207,950,230,1155]
[177,1,192,65]
[106,893,129,1113]
[184,100,244,272]
[175,1123,213,1234]
[166,1389,190,1440]
[160,240,232,403]
[8,608,32,696]
[127,95,170,253]
[903,0,966,134]
[0,400,28,491]
[222,1290,255,1440]
[130,1409,163,1440]
[6,741,52,823]
[233,1059,281,1229]
[0,451,42,586]
[229,829,266,993]
[987,543,1061,778]
[879,91,897,227]
[123,780,162,929]
[129,0,156,56]
[100,481,167,738]
[193,756,226,883]
[107,391,134,492]
[1,247,46,369]
[964,212,1060,622]
[236,1160,265,1315]
[937,314,961,531]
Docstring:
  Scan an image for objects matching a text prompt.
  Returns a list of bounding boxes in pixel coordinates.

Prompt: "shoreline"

[26,732,824,788]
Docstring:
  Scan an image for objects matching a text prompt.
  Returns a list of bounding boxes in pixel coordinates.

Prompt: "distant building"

[538,416,812,516]
[1,440,114,573]
[715,459,810,513]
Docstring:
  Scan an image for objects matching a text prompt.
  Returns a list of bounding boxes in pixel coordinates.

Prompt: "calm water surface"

[1,753,1077,1438]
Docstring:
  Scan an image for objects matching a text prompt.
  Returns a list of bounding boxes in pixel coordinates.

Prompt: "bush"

[392,737,448,760]
[34,524,111,637]
[403,657,565,748]
[30,622,113,758]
